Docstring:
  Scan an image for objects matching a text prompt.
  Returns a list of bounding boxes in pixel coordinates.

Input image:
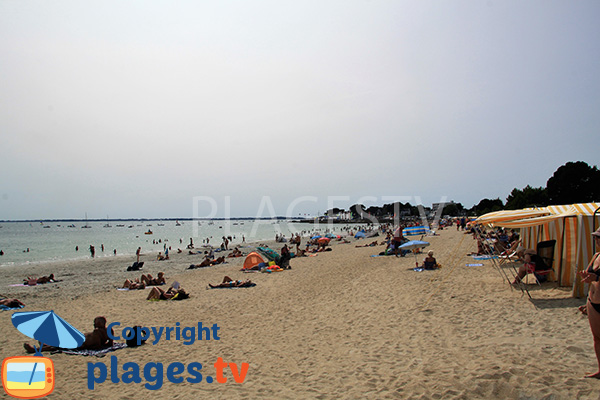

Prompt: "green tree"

[505,185,548,210]
[326,207,344,217]
[546,161,600,205]
[471,198,504,216]
[349,204,366,219]
[441,202,465,216]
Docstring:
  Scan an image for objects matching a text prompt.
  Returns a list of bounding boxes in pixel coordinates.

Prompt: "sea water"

[0,219,362,266]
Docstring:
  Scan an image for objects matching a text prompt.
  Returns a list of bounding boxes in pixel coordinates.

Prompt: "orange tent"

[243,252,265,270]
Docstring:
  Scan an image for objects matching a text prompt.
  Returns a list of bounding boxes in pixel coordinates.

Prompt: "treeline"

[325,161,600,219]
[468,161,600,216]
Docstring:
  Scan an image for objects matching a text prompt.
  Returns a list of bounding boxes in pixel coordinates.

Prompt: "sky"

[1,0,598,220]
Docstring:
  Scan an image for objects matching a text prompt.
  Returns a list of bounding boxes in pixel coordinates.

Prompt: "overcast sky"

[1,0,598,219]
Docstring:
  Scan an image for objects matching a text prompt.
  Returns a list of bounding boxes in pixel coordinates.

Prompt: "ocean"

[0,219,363,266]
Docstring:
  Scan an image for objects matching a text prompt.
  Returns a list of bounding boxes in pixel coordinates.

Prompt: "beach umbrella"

[317,237,331,245]
[399,240,430,267]
[12,310,85,354]
[355,231,366,239]
[311,235,321,239]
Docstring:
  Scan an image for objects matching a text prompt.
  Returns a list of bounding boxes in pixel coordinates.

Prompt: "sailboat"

[103,215,112,228]
[82,213,91,228]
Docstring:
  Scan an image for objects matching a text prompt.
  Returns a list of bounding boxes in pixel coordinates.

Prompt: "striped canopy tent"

[492,203,600,297]
[475,208,551,226]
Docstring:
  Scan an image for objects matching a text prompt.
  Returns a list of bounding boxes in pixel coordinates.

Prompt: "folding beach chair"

[532,240,556,285]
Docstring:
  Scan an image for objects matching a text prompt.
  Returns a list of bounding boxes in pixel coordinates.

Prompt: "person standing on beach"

[89,245,95,258]
[392,227,405,257]
[136,247,141,263]
[578,228,600,378]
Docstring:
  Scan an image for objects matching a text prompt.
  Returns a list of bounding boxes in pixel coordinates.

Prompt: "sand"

[1,229,598,399]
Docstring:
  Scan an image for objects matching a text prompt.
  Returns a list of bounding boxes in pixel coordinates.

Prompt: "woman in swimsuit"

[578,229,600,378]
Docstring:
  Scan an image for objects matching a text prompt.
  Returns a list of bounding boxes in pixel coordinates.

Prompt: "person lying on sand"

[23,274,60,285]
[209,276,255,288]
[0,298,25,308]
[227,247,243,258]
[146,284,189,301]
[24,316,114,353]
[123,279,146,290]
[141,272,165,286]
[188,256,212,269]
[355,241,378,248]
[211,256,226,265]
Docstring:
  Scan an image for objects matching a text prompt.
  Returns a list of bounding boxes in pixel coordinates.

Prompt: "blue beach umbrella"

[399,240,430,267]
[354,231,366,239]
[311,235,321,239]
[11,310,85,354]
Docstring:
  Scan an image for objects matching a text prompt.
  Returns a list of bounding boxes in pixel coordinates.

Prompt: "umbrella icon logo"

[2,310,85,399]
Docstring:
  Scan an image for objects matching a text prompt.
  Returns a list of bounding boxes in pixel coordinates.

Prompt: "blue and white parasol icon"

[11,310,85,356]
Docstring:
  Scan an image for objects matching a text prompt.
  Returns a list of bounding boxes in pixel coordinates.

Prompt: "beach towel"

[472,255,498,260]
[466,263,484,267]
[0,304,24,311]
[52,342,128,357]
[10,281,62,287]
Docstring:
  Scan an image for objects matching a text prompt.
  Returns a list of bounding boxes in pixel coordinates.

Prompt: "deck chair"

[532,240,556,285]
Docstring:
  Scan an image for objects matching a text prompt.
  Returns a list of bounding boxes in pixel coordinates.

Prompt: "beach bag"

[172,291,189,301]
[127,262,144,271]
[126,326,147,347]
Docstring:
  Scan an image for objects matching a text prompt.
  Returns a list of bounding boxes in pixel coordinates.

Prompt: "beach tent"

[482,203,600,297]
[243,252,265,270]
[355,231,366,239]
[403,226,429,236]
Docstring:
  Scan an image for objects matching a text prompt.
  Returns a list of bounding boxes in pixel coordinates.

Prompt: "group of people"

[146,282,189,301]
[122,272,166,290]
[188,253,227,269]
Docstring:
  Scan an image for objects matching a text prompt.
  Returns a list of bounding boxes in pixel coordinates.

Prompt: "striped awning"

[475,208,551,226]
[493,203,600,228]
[494,208,577,228]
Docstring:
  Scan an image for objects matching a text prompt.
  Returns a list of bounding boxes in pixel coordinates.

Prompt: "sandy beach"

[1,228,598,399]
